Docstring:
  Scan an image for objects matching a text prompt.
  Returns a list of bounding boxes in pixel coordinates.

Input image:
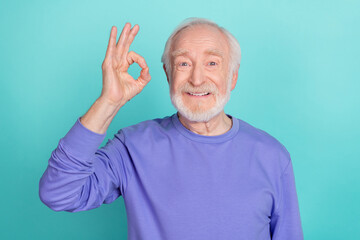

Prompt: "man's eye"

[208,61,217,66]
[180,62,189,66]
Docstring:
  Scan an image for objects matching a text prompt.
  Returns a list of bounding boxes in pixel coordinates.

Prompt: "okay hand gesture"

[100,23,151,106]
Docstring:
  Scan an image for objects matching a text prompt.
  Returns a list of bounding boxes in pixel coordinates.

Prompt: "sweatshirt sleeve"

[270,154,304,239]
[39,117,132,212]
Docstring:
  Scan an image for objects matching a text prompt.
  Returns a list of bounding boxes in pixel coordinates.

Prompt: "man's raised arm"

[81,23,151,134]
[39,23,150,212]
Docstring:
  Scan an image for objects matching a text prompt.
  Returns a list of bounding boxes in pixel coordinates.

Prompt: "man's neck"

[177,111,233,136]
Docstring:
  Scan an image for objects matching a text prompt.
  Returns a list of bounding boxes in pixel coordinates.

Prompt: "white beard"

[170,74,232,122]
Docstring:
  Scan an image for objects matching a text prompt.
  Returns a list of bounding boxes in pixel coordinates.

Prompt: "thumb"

[137,67,151,86]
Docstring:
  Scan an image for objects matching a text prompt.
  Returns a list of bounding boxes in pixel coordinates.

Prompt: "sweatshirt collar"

[171,112,239,143]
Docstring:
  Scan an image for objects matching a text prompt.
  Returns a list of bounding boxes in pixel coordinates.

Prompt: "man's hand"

[100,23,151,106]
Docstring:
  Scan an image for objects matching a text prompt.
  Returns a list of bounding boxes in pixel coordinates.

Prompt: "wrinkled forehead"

[171,24,230,56]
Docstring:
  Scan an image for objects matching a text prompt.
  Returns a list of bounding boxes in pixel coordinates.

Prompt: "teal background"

[1,0,359,239]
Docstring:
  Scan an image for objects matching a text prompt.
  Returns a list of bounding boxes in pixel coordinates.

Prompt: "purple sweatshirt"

[39,113,303,239]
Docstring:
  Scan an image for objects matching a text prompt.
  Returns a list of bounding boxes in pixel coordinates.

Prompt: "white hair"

[161,17,241,81]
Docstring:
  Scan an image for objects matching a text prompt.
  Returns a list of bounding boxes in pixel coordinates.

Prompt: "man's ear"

[163,64,170,84]
[230,64,240,91]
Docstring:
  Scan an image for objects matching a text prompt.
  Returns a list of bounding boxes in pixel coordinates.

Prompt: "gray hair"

[161,17,241,81]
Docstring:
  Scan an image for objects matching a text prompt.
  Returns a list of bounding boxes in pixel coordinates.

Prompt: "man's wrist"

[80,97,123,134]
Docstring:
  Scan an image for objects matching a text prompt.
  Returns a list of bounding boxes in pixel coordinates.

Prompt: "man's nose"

[189,63,206,86]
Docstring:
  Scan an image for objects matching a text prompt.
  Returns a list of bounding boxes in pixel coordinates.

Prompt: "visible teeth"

[188,92,209,96]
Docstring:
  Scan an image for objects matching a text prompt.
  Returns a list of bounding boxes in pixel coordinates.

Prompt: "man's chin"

[176,105,223,122]
[171,93,225,122]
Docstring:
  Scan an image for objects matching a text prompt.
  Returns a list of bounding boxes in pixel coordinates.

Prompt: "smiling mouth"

[186,92,211,96]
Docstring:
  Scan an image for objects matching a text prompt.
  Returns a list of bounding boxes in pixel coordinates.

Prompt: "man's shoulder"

[235,116,290,157]
[116,114,175,139]
[234,116,291,171]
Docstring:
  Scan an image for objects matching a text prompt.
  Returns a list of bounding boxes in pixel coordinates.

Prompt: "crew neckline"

[171,112,240,143]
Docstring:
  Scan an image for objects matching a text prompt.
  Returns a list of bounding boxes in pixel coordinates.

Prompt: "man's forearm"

[80,97,124,134]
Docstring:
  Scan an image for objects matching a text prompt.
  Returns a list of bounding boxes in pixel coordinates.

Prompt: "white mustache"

[179,83,218,94]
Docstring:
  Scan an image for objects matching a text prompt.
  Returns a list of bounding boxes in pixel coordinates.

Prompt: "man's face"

[167,25,237,122]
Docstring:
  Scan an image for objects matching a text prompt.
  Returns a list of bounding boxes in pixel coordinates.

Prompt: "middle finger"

[122,24,139,59]
[119,24,139,62]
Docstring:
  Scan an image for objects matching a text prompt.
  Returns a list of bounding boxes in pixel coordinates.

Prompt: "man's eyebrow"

[171,48,225,58]
[204,49,225,58]
[171,49,189,58]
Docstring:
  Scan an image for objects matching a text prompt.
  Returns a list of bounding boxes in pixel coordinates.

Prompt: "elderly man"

[39,18,303,239]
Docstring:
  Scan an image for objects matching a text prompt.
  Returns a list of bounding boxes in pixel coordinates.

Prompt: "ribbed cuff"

[60,117,107,160]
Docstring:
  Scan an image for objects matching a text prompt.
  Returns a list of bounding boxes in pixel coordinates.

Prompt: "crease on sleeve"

[39,117,133,212]
[73,129,134,212]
